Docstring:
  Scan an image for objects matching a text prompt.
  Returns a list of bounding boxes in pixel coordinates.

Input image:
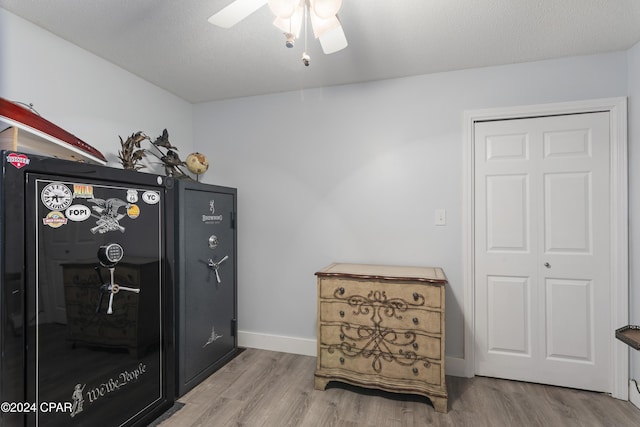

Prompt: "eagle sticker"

[87,197,132,234]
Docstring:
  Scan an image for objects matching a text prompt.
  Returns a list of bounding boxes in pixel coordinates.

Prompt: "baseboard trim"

[238,330,467,377]
[445,356,467,377]
[630,380,640,409]
[238,330,316,356]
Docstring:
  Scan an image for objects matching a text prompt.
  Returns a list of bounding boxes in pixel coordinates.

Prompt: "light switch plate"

[435,209,446,226]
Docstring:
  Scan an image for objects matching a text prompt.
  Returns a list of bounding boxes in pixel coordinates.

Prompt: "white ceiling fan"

[208,0,348,61]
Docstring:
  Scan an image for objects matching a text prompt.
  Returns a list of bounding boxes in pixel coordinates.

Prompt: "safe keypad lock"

[97,243,124,268]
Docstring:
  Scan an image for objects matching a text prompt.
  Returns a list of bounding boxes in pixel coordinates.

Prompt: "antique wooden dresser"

[314,263,448,413]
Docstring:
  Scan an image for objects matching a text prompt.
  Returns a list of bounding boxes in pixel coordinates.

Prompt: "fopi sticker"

[65,205,91,222]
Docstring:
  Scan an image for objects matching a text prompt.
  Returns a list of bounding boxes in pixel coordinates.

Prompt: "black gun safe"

[175,180,237,397]
[0,151,175,426]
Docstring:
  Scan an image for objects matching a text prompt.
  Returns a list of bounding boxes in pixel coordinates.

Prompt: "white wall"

[628,41,640,384]
[0,8,193,167]
[194,52,628,362]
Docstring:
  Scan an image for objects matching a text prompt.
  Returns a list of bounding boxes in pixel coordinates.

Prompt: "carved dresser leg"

[314,376,330,391]
[430,396,448,413]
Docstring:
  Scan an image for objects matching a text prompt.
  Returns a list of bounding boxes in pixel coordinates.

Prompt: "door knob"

[544,262,551,268]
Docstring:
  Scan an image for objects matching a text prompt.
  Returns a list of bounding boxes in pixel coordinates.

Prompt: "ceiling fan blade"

[319,20,347,54]
[208,0,268,28]
[309,12,340,38]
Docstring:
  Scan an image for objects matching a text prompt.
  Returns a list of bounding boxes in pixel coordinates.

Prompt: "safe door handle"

[208,255,229,283]
[106,267,140,315]
[94,264,140,315]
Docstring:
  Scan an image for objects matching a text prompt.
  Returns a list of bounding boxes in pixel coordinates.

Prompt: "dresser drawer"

[319,278,442,310]
[318,347,442,386]
[320,301,441,335]
[319,324,441,360]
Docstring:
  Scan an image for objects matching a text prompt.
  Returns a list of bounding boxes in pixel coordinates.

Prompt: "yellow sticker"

[127,204,140,219]
[73,184,94,199]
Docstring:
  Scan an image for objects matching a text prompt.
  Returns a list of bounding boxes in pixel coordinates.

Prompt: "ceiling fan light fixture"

[310,0,342,19]
[267,0,301,19]
[209,0,348,59]
[285,32,296,48]
[273,5,303,37]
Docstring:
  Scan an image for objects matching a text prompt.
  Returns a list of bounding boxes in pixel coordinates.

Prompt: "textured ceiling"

[1,0,640,103]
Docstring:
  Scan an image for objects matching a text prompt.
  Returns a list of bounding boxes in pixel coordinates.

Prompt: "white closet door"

[474,112,611,392]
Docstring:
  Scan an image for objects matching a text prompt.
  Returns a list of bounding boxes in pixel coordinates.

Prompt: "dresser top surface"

[315,263,447,284]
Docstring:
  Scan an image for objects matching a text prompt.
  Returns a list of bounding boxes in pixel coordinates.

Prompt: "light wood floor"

[158,348,640,427]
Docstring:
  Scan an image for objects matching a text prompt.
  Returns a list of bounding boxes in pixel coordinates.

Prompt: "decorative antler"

[117,131,149,170]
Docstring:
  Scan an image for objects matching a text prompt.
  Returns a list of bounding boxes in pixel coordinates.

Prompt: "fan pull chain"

[302,2,310,66]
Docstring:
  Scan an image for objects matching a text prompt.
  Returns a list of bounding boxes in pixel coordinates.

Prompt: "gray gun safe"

[175,180,237,397]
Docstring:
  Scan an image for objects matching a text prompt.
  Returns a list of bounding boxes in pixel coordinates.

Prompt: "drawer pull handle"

[339,357,345,364]
[412,368,418,375]
[412,317,419,324]
[413,292,419,301]
[338,287,345,295]
[412,342,418,349]
[339,310,345,318]
[340,333,345,340]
